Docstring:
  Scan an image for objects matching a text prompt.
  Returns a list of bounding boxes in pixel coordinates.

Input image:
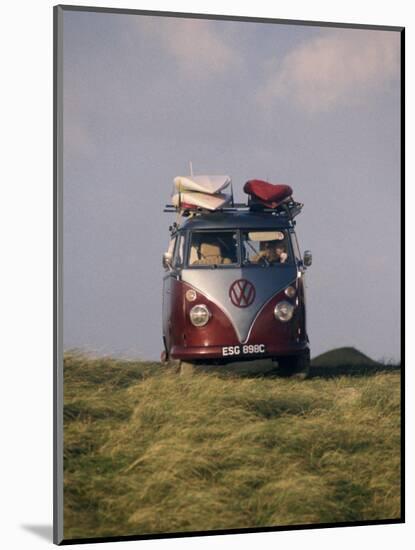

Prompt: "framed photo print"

[54,4,404,545]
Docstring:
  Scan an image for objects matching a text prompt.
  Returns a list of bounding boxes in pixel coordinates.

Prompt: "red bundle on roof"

[244,180,293,208]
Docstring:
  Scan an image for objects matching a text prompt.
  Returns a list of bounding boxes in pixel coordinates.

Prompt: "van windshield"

[186,229,294,268]
[241,230,292,266]
[188,231,239,267]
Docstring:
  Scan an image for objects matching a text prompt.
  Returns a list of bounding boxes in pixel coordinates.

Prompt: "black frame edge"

[400,27,405,524]
[58,518,404,545]
[55,3,404,32]
[53,4,65,546]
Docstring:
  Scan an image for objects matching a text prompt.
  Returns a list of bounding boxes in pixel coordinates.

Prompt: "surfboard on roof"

[174,175,231,195]
[244,180,293,209]
[171,190,232,211]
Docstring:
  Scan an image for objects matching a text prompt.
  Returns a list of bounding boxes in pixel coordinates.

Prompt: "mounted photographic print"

[54,5,404,545]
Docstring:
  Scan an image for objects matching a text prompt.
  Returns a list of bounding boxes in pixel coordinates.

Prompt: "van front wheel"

[278,351,310,379]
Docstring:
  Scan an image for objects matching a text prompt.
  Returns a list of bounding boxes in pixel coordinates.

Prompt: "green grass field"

[63,352,401,540]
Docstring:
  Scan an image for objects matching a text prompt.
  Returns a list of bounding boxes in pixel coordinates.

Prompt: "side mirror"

[162,252,173,270]
[303,250,312,267]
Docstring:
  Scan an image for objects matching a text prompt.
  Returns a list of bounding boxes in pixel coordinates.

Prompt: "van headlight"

[284,286,296,298]
[189,304,211,327]
[274,301,294,322]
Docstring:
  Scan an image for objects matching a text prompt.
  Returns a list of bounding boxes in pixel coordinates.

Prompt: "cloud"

[258,29,400,114]
[137,17,241,78]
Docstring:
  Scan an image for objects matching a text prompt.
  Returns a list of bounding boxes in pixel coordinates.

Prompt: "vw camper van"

[162,176,312,375]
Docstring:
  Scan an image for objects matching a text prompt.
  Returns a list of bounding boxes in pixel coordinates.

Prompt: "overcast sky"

[62,10,401,362]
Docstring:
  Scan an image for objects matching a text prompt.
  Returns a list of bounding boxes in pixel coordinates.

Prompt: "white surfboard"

[171,190,231,210]
[174,175,231,195]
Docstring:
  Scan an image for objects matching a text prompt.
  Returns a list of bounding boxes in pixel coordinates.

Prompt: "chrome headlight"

[185,289,197,302]
[274,301,294,322]
[189,304,211,327]
[284,286,296,298]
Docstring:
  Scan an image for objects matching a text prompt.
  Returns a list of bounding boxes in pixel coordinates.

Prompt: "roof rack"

[163,202,247,214]
[164,199,303,219]
[248,199,304,219]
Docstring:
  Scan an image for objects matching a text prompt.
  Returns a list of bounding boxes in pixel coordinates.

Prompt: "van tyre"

[278,350,310,379]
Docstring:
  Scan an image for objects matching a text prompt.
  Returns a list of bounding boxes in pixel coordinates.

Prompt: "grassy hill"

[310,347,400,377]
[63,352,401,541]
[312,347,378,367]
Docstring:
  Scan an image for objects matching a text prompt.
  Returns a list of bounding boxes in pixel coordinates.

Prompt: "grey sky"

[63,10,401,362]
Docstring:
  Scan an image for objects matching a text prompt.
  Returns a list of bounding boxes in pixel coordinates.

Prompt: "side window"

[167,237,176,258]
[290,230,301,262]
[173,234,185,267]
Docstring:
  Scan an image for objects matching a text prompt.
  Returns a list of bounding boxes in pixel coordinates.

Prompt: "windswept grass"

[63,353,401,540]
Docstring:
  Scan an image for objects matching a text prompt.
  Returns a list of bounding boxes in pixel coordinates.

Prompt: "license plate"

[222,344,266,357]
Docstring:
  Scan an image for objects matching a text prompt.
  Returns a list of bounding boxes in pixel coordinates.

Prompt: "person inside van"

[254,241,288,264]
[275,244,288,264]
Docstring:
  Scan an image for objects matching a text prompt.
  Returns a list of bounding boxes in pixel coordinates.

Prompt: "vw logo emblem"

[229,279,256,308]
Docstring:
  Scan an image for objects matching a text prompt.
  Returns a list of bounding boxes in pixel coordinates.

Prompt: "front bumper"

[170,342,309,362]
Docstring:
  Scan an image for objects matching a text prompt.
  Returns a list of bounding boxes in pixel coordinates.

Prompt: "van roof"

[180,211,293,231]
